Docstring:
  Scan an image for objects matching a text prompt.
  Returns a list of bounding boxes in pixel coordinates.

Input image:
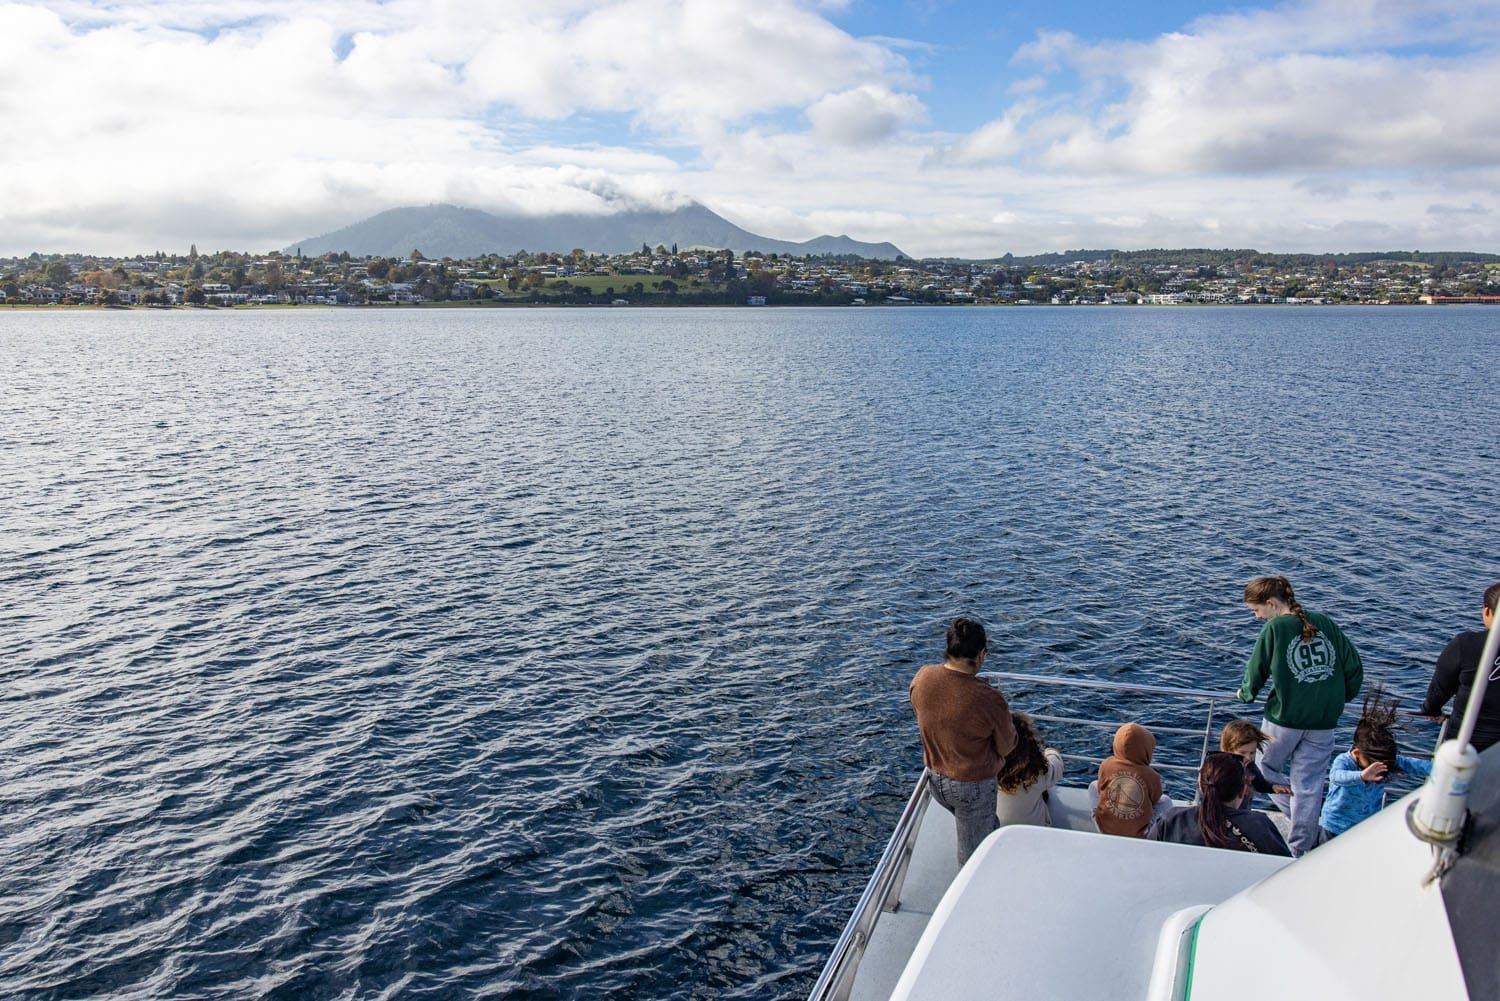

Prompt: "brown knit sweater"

[909,664,1018,782]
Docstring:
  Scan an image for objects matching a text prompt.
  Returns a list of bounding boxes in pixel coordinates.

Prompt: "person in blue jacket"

[1319,688,1431,841]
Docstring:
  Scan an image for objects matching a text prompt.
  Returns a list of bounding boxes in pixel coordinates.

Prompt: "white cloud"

[3,0,1500,257]
[977,0,1500,176]
[805,85,925,146]
[0,0,924,253]
[462,0,916,139]
[938,103,1032,165]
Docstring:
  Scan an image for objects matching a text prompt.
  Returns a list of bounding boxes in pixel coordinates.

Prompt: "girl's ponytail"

[1278,576,1317,641]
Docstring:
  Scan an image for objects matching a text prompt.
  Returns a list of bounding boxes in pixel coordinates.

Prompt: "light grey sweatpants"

[1256,719,1336,856]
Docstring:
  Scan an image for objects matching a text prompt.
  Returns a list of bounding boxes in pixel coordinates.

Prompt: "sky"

[3,0,1500,258]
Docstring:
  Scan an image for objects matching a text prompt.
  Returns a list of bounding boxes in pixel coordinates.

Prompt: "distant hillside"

[287,203,907,260]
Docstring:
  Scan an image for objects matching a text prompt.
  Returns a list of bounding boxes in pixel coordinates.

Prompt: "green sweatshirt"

[1238,611,1363,730]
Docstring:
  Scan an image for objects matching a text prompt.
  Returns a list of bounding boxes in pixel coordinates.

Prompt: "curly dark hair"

[997,713,1051,793]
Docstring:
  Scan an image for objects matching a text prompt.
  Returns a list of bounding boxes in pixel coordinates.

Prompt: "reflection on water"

[1,306,1496,998]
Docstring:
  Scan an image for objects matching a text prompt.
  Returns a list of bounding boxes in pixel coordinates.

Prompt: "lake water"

[2,305,1497,999]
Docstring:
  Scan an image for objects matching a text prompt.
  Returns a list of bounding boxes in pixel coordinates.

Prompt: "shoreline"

[1,300,1472,311]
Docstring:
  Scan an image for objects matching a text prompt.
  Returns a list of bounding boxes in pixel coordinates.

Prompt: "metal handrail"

[985,670,1445,759]
[981,671,1437,717]
[806,769,934,1001]
[1028,713,1207,737]
[1054,752,1205,775]
[980,671,1232,702]
[981,671,1232,780]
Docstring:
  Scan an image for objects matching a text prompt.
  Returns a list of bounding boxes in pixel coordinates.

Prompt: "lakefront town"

[3,244,1499,308]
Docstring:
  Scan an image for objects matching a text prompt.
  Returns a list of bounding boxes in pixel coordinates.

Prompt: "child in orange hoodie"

[1093,722,1165,837]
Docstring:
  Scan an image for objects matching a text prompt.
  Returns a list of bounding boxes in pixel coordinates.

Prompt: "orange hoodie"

[1094,723,1164,837]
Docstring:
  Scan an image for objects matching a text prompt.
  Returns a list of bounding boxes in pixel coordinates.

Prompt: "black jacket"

[1146,805,1292,856]
[1419,629,1500,751]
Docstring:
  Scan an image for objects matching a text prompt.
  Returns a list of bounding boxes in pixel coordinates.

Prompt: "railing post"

[1199,699,1216,771]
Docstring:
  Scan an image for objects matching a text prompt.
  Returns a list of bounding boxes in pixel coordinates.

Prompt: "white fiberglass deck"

[847,786,1291,1001]
[889,825,1289,1000]
[848,785,1099,1001]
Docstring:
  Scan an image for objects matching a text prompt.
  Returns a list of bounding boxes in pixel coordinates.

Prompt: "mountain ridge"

[287,203,907,260]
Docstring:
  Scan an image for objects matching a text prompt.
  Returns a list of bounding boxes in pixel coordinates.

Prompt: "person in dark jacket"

[1147,753,1292,856]
[1418,582,1500,751]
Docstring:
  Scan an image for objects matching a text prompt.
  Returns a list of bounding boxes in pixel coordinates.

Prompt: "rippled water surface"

[3,306,1498,999]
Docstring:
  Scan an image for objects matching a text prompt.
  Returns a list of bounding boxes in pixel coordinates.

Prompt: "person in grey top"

[995,712,1064,827]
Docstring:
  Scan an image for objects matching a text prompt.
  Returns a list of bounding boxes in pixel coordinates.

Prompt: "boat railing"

[986,671,1442,770]
[982,671,1240,778]
[807,670,1440,1001]
[806,768,933,1001]
[808,672,1237,1001]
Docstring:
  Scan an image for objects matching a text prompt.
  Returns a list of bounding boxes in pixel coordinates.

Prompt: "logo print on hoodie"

[1286,634,1336,683]
[1099,773,1149,821]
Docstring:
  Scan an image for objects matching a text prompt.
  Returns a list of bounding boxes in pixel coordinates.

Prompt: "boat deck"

[812,668,1445,1001]
[848,786,1291,1001]
[848,786,1089,1001]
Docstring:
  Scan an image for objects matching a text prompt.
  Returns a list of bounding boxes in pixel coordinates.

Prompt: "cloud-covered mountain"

[286,203,907,260]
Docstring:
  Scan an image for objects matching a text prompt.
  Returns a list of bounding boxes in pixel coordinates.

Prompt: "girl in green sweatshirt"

[1237,575,1363,856]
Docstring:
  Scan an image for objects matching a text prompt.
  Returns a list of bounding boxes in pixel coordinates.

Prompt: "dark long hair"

[1197,752,1247,850]
[1244,575,1317,641]
[997,713,1049,793]
[1353,685,1401,770]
